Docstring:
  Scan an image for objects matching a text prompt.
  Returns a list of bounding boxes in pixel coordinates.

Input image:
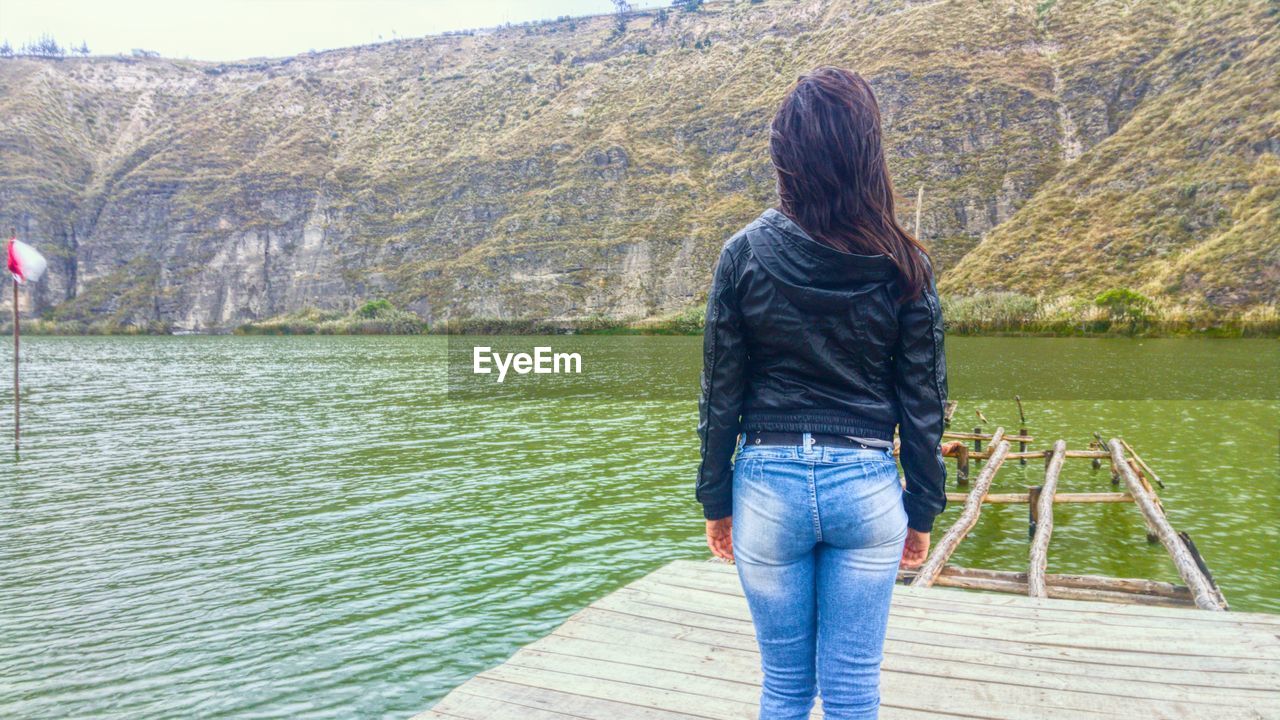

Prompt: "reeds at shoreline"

[7,293,1277,337]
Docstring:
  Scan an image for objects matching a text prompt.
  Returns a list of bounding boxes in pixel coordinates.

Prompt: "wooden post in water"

[1015,395,1028,465]
[1027,485,1041,538]
[1094,432,1110,475]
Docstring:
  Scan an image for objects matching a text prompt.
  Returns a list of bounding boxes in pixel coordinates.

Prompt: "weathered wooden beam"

[912,428,1010,588]
[1108,439,1226,611]
[1064,450,1111,459]
[943,400,958,426]
[978,449,1046,460]
[944,491,1132,504]
[897,565,1197,608]
[899,565,1194,598]
[1105,443,1159,542]
[1120,438,1165,489]
[1179,530,1230,610]
[969,449,1109,460]
[1029,440,1067,598]
[943,430,1034,443]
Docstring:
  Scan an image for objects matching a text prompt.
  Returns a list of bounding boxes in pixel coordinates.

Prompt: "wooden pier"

[420,402,1275,717]
[919,403,1229,611]
[417,559,1280,719]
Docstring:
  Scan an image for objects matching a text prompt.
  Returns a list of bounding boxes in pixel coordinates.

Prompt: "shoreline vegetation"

[7,291,1279,338]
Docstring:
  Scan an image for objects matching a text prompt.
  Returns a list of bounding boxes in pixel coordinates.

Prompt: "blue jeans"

[732,434,908,720]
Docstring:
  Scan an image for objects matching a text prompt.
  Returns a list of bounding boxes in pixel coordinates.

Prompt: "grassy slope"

[940,0,1280,311]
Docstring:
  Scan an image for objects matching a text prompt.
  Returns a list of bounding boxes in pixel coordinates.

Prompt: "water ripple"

[1,335,1276,719]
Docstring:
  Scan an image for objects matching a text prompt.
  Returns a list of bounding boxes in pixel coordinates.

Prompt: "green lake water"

[1,335,1277,719]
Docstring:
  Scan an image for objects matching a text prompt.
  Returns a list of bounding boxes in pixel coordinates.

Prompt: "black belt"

[744,431,889,450]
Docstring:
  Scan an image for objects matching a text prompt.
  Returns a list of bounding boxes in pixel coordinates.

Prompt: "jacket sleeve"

[696,246,747,521]
[893,256,948,533]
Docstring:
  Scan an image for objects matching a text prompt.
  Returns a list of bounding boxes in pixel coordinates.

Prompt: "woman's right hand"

[900,528,930,568]
[706,517,734,562]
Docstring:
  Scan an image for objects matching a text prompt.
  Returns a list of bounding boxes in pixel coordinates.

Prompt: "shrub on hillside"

[1094,288,1153,322]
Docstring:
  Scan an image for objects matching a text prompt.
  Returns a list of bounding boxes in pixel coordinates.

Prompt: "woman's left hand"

[706,517,734,562]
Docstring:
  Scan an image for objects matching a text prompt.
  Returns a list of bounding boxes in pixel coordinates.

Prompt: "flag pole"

[8,227,19,452]
[12,271,17,452]
[6,227,45,453]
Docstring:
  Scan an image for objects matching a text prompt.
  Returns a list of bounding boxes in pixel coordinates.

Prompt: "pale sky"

[0,0,670,61]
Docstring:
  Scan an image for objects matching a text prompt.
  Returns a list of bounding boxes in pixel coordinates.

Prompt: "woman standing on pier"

[695,67,947,720]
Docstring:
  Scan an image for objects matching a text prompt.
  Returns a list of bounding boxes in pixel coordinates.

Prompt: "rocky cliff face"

[0,0,1275,331]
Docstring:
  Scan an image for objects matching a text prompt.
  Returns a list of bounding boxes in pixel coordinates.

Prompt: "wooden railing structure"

[896,400,1229,611]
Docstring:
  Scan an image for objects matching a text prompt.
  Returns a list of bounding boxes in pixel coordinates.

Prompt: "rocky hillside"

[0,0,1275,331]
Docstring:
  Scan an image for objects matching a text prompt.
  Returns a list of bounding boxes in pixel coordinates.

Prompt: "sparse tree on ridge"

[23,33,66,57]
[0,41,12,58]
[612,0,631,35]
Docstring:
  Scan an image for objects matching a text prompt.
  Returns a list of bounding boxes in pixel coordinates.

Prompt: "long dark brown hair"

[769,66,930,302]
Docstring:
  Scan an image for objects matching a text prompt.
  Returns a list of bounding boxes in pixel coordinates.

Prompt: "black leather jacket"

[696,208,948,532]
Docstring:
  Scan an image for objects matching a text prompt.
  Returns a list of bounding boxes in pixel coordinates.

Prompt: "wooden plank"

[912,571,1195,608]
[484,658,761,717]
[523,628,1268,715]
[622,574,1280,661]
[655,564,1239,638]
[671,560,1280,636]
[943,429,1033,442]
[1064,450,1112,459]
[913,428,1010,587]
[637,568,1280,667]
[1030,440,1067,598]
[616,582,1278,658]
[582,584,1280,674]
[678,564,1195,621]
[1120,438,1165,489]
[568,604,1279,688]
[660,560,1280,630]
[1108,439,1226,611]
[425,686,584,718]
[899,566,1193,601]
[538,622,1276,708]
[499,646,1080,719]
[944,491,1132,504]
[553,618,1280,699]
[455,675,708,719]
[660,562,1195,621]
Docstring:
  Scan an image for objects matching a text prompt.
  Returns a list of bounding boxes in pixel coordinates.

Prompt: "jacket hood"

[748,208,897,310]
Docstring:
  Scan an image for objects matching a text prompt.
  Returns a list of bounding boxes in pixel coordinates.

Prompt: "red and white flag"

[7,234,47,284]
